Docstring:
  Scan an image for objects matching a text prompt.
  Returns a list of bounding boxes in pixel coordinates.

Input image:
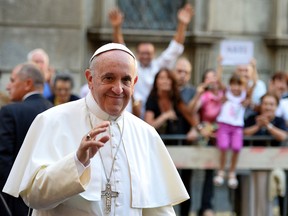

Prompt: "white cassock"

[3,91,189,216]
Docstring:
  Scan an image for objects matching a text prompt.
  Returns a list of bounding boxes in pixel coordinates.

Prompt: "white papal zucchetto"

[89,43,136,63]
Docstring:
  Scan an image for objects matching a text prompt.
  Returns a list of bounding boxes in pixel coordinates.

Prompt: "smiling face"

[260,94,278,118]
[54,79,72,104]
[156,69,173,92]
[174,58,192,87]
[202,70,219,91]
[86,50,138,116]
[270,78,288,98]
[137,43,155,67]
[230,83,242,96]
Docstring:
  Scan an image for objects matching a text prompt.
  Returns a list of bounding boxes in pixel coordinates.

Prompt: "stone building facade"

[1,0,288,94]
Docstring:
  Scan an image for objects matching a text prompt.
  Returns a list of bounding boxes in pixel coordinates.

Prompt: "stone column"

[264,0,288,72]
[186,34,222,85]
[275,48,288,71]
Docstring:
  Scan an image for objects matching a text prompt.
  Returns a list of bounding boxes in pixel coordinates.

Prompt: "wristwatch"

[267,123,274,129]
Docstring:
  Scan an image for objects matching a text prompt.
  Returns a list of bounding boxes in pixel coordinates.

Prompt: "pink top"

[199,90,224,123]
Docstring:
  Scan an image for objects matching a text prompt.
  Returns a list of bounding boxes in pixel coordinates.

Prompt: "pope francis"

[3,43,189,215]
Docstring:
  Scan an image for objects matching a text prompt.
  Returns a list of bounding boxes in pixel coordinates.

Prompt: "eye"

[122,76,132,86]
[101,75,115,84]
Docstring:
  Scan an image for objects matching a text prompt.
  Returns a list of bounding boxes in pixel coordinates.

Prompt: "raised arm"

[242,59,258,108]
[188,83,205,113]
[173,3,194,44]
[216,56,225,90]
[108,8,125,44]
[246,58,257,97]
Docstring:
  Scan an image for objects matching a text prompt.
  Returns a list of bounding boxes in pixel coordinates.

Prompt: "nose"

[6,83,11,91]
[111,81,123,95]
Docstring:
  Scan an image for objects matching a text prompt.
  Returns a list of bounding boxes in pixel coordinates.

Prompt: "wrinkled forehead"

[175,60,191,73]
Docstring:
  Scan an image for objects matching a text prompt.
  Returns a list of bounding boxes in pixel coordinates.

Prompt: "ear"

[24,78,34,91]
[132,76,138,95]
[133,76,138,85]
[85,69,93,89]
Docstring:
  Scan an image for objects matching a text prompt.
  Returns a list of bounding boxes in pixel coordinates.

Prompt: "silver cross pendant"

[101,183,119,214]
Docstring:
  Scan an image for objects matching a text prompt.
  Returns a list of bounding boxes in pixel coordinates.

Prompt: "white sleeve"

[276,99,288,121]
[155,40,184,69]
[252,80,267,105]
[74,152,90,176]
[20,153,91,210]
[143,205,176,216]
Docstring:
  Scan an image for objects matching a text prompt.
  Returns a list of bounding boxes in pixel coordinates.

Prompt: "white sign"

[220,40,254,66]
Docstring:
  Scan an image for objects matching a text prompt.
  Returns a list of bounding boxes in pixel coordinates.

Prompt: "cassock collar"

[85,91,123,122]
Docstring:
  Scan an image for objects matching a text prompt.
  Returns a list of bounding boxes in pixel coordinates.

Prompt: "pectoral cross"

[101,183,119,214]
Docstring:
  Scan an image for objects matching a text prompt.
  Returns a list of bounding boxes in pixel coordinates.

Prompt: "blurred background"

[1,0,288,95]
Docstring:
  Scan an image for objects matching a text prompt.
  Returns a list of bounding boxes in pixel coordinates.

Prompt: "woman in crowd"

[145,67,195,216]
[144,68,194,137]
[48,72,80,106]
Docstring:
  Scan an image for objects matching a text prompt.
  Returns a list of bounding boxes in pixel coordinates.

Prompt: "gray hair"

[17,63,45,88]
[27,48,49,65]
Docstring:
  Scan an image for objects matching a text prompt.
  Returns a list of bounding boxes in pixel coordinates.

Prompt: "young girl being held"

[213,61,256,189]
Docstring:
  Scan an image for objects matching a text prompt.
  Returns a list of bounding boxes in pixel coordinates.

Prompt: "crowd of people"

[0,3,288,216]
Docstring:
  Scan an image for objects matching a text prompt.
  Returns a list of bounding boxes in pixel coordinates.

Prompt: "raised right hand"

[77,121,110,166]
[177,3,194,25]
[109,8,124,27]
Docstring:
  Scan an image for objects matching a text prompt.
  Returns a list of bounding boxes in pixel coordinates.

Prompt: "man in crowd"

[3,43,189,215]
[27,48,54,98]
[269,72,288,126]
[173,56,196,216]
[0,63,52,216]
[109,3,194,118]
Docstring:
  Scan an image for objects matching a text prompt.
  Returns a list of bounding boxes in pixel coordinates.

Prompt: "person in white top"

[109,4,194,118]
[3,43,189,216]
